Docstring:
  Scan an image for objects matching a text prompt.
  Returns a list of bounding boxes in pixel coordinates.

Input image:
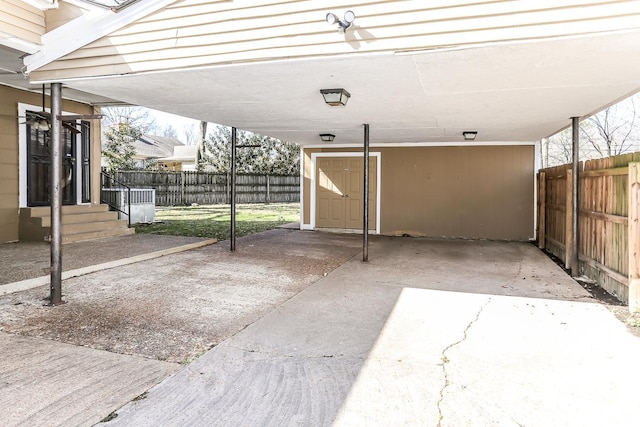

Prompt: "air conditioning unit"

[101,188,155,224]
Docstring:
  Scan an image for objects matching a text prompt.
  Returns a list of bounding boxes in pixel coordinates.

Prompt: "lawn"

[134,202,299,240]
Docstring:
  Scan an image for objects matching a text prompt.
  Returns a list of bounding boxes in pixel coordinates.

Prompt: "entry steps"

[19,204,135,244]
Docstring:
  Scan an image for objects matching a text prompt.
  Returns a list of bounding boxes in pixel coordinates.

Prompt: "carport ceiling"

[57,30,640,146]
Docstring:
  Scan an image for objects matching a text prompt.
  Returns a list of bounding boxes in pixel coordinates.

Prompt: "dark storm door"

[81,121,91,203]
[27,118,77,206]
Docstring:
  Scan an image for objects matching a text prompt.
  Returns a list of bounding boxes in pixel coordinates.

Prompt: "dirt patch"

[0,230,362,363]
[534,243,640,339]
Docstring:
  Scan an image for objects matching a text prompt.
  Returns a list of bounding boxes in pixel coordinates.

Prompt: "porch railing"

[100,171,131,227]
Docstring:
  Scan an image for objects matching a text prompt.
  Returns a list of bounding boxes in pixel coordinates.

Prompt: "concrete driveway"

[104,235,640,427]
[2,231,640,426]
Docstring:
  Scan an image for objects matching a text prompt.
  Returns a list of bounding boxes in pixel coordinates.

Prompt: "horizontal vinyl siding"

[0,85,21,242]
[45,2,92,33]
[0,0,45,45]
[31,0,640,80]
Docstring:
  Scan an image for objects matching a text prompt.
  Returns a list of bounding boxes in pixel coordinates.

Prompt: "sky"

[146,108,205,145]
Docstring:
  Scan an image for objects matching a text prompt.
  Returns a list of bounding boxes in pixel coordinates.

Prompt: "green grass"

[134,202,299,240]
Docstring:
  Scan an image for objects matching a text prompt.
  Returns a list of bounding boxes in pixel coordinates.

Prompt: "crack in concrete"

[437,297,492,427]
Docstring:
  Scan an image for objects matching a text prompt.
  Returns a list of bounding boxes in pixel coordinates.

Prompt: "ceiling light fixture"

[320,88,351,106]
[319,133,335,142]
[326,10,355,33]
[463,131,478,141]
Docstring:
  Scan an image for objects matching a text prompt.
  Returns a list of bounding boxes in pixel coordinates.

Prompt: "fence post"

[629,162,640,313]
[181,171,186,205]
[565,168,573,270]
[538,171,546,250]
[266,174,270,203]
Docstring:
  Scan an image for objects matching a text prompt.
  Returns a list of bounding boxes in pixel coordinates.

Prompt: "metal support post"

[230,127,237,252]
[571,116,580,277]
[363,123,370,262]
[50,83,63,305]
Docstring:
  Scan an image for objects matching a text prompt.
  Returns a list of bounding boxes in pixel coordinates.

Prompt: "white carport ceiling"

[55,30,640,146]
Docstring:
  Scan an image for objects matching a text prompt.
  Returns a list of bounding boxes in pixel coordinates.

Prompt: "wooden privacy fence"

[537,152,640,311]
[106,171,300,206]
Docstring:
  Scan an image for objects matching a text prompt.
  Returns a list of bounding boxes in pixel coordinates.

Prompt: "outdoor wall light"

[320,88,351,106]
[320,133,335,142]
[463,131,478,141]
[326,10,355,33]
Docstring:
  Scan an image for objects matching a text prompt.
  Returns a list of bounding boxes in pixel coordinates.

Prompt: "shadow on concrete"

[102,235,640,426]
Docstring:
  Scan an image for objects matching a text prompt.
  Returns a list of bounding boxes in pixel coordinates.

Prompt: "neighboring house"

[101,132,196,171]
[130,134,185,169]
[3,1,640,244]
[157,145,199,172]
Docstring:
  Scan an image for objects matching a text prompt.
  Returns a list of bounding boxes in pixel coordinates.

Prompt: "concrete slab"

[1,238,217,296]
[0,229,365,426]
[0,230,362,364]
[0,332,178,427]
[103,237,640,426]
[0,234,213,286]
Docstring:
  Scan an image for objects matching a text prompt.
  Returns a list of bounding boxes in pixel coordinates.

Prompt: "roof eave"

[23,0,178,75]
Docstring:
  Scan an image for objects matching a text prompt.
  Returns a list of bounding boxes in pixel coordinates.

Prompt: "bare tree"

[543,93,640,167]
[161,124,179,139]
[545,128,574,166]
[102,106,156,133]
[182,123,198,145]
[581,96,639,157]
[543,125,601,167]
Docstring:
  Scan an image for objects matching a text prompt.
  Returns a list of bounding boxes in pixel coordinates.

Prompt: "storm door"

[26,112,77,206]
[80,121,91,203]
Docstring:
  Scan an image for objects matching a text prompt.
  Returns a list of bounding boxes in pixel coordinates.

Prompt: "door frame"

[18,102,88,208]
[310,152,381,234]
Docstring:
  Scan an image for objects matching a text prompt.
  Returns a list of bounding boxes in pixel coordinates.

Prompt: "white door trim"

[309,152,381,234]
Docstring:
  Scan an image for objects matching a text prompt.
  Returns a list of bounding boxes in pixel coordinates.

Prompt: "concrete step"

[39,211,119,227]
[62,227,136,244]
[19,204,135,243]
[27,204,109,218]
[62,219,130,235]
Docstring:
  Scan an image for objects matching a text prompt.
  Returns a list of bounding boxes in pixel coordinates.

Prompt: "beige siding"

[0,0,45,45]
[303,145,534,241]
[31,0,640,80]
[0,85,94,243]
[45,1,92,32]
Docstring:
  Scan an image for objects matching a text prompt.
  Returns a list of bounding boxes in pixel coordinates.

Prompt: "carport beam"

[50,82,63,305]
[363,124,369,262]
[230,127,237,252]
[570,117,580,277]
